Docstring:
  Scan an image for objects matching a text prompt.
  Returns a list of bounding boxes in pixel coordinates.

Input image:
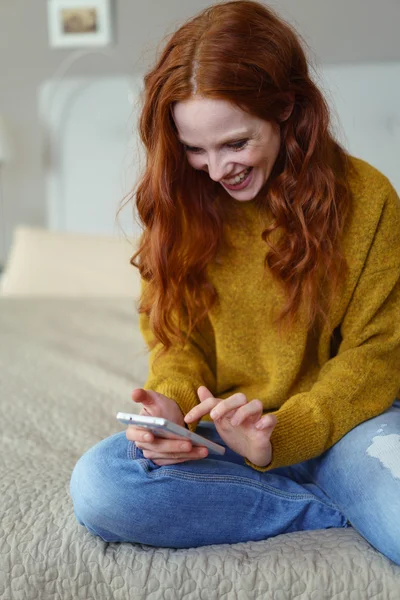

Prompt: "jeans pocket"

[127,440,160,470]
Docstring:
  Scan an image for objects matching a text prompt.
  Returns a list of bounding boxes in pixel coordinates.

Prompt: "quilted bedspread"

[1,298,399,600]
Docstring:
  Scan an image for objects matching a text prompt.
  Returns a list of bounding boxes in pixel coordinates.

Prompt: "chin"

[229,184,264,202]
[232,193,258,202]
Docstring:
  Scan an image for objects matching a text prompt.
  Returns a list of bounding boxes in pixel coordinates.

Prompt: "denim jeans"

[70,399,400,564]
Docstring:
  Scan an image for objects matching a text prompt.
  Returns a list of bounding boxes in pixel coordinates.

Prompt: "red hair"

[129,0,352,350]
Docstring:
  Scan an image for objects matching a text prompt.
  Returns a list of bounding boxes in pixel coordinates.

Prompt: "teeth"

[224,167,251,186]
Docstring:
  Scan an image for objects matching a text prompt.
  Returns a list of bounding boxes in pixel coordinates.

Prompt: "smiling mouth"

[222,167,252,186]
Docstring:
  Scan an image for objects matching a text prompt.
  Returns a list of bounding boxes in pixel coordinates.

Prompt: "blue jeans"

[70,399,400,564]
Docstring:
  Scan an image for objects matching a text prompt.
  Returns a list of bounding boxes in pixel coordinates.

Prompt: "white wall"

[320,62,400,192]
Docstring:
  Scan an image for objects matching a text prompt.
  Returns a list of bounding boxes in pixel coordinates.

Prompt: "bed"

[1,63,400,598]
[1,228,400,600]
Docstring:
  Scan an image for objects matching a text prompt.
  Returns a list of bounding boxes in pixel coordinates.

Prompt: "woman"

[70,1,400,563]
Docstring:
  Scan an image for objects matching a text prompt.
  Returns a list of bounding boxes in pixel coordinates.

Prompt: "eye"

[183,139,249,153]
[227,139,248,151]
[183,145,203,154]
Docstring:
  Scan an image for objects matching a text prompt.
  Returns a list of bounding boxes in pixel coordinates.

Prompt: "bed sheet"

[1,299,399,600]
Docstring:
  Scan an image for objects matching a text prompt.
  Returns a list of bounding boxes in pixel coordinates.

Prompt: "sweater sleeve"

[139,288,216,432]
[246,185,400,472]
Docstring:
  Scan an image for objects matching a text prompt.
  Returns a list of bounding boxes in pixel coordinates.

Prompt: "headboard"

[38,64,400,235]
[38,75,144,236]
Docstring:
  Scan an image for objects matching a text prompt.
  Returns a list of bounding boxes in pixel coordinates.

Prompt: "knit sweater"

[139,157,400,471]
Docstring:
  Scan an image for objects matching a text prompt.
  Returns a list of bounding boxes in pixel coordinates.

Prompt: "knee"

[69,432,142,542]
[370,512,400,566]
[361,437,400,565]
[374,498,400,565]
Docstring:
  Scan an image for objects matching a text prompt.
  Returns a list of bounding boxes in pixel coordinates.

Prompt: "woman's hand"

[126,388,209,466]
[185,386,277,468]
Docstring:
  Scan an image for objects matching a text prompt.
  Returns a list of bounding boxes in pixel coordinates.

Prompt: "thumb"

[131,388,154,404]
[197,385,214,403]
[131,388,160,414]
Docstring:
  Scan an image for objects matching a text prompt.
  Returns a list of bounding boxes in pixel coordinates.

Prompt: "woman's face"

[173,97,281,202]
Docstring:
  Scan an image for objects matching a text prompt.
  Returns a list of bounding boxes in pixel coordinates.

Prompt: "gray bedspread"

[1,298,399,600]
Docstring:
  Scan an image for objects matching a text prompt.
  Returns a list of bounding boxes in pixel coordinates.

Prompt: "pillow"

[0,226,141,298]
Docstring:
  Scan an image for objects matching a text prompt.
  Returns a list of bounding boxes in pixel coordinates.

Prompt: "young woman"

[70,1,400,563]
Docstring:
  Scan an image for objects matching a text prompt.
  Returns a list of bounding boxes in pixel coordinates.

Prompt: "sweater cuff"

[244,457,272,472]
[244,401,320,471]
[143,380,201,432]
[267,401,323,469]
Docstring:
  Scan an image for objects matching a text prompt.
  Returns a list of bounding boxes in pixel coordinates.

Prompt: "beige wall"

[0,0,399,265]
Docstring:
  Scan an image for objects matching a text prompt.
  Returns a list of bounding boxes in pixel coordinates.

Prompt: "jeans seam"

[127,440,136,460]
[128,441,318,501]
[128,441,159,471]
[128,438,343,512]
[148,467,341,505]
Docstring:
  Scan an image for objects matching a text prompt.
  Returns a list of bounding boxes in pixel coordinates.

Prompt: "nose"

[207,153,228,182]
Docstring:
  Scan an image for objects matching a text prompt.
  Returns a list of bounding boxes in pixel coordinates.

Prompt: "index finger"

[184,396,217,424]
[126,425,154,443]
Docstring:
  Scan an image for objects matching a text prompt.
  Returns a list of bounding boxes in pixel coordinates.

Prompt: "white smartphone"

[116,412,226,455]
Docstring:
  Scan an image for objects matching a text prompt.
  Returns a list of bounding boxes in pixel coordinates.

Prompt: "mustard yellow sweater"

[140,157,400,471]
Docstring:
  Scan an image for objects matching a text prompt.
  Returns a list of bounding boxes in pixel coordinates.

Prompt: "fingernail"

[231,418,239,426]
[210,409,218,419]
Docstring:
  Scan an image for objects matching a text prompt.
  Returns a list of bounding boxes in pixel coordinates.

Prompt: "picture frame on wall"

[47,0,113,48]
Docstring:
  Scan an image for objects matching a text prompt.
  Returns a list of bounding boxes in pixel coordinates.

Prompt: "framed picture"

[47,0,113,48]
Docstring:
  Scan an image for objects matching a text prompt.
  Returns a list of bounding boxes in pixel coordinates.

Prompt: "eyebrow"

[178,130,250,147]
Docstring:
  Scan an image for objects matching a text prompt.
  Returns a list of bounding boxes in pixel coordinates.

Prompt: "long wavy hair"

[128,0,352,351]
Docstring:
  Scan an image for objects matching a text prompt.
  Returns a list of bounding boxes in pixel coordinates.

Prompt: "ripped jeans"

[70,399,400,564]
